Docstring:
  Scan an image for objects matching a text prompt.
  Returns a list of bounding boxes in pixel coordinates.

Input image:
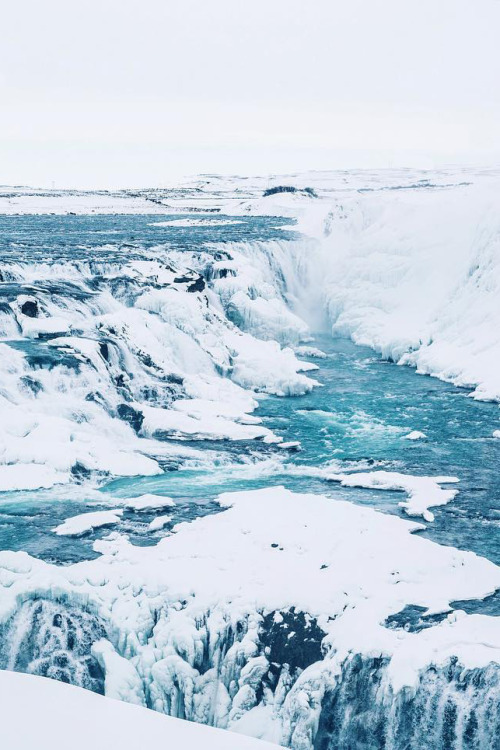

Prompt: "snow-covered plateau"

[0,168,499,749]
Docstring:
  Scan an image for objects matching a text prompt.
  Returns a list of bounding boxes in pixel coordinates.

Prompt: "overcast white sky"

[2,0,500,187]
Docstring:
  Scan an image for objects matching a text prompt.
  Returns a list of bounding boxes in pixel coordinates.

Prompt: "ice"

[125,494,176,511]
[151,218,244,227]
[215,169,500,402]
[294,346,327,359]
[1,172,499,748]
[293,175,500,401]
[53,509,123,536]
[141,402,281,443]
[403,430,427,440]
[148,515,172,531]
[328,470,459,522]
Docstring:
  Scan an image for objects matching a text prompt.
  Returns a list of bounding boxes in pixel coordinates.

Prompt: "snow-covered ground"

[0,669,279,750]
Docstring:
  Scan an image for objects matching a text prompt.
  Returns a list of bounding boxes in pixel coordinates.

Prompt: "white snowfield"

[0,669,280,750]
[0,487,498,747]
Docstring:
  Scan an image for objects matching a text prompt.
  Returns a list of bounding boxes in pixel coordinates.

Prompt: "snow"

[0,463,67,492]
[293,175,500,401]
[141,402,281,443]
[0,670,280,750]
[0,189,172,215]
[20,315,71,338]
[403,430,427,440]
[294,346,327,359]
[148,514,172,531]
[151,218,244,227]
[53,509,123,536]
[198,168,500,402]
[0,485,498,748]
[125,494,176,511]
[328,470,459,522]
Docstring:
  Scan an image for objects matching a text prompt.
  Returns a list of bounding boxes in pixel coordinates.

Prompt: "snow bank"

[0,670,279,750]
[0,463,67,492]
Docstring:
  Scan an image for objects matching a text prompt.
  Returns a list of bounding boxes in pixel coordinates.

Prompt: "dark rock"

[187,276,205,292]
[117,403,144,433]
[174,274,206,292]
[20,376,43,395]
[70,462,92,481]
[99,342,109,361]
[21,299,38,318]
[259,608,326,673]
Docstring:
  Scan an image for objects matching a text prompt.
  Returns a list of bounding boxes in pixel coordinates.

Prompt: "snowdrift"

[0,669,279,750]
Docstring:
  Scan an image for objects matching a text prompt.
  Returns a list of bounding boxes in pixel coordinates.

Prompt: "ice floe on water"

[148,514,172,532]
[330,471,459,523]
[124,494,176,511]
[403,430,427,440]
[53,509,124,537]
[280,464,460,522]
